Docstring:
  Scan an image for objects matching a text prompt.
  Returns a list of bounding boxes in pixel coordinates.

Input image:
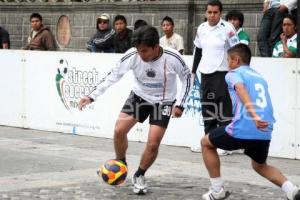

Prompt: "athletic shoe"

[190,146,202,153]
[202,187,230,200]
[288,186,300,200]
[132,174,147,194]
[217,149,233,156]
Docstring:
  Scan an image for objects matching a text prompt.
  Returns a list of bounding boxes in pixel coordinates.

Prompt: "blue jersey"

[225,65,275,140]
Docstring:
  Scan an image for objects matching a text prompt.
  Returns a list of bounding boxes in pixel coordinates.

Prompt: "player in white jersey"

[78,25,192,194]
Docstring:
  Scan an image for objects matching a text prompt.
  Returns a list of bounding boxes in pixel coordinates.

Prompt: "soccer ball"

[97,159,128,186]
[57,59,68,79]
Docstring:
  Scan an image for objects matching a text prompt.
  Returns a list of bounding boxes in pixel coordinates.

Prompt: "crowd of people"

[0,0,297,57]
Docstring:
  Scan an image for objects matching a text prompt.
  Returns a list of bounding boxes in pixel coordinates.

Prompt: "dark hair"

[283,14,297,26]
[134,19,148,30]
[205,0,223,12]
[30,13,42,21]
[225,10,244,27]
[114,15,127,25]
[132,25,159,48]
[228,44,252,64]
[161,16,174,26]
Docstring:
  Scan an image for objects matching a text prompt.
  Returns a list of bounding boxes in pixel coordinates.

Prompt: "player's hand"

[254,118,269,131]
[172,106,183,118]
[78,96,92,111]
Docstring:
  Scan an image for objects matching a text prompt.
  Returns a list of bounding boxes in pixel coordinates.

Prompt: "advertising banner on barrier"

[0,50,299,159]
[0,50,24,127]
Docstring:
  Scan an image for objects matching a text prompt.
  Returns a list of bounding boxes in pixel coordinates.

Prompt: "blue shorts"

[209,127,270,164]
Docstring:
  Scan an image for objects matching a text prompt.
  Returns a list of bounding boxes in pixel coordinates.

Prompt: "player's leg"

[140,124,166,172]
[201,127,238,200]
[132,102,172,194]
[114,112,137,162]
[251,161,300,200]
[246,141,300,200]
[115,91,147,164]
[132,124,166,194]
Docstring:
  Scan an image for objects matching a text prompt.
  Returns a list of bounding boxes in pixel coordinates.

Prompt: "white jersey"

[194,19,239,74]
[88,46,192,107]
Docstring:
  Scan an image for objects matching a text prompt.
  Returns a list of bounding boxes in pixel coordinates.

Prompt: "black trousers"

[200,71,233,134]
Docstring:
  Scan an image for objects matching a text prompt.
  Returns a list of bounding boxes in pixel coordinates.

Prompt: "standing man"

[24,13,56,51]
[160,16,185,55]
[0,26,10,49]
[225,10,250,45]
[192,0,239,155]
[201,43,300,200]
[113,15,133,53]
[79,25,192,195]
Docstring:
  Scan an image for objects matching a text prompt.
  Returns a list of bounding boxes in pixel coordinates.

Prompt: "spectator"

[160,16,184,54]
[0,26,10,49]
[133,19,148,30]
[257,0,296,57]
[273,14,297,58]
[225,10,250,45]
[113,15,132,53]
[86,13,115,53]
[24,13,56,51]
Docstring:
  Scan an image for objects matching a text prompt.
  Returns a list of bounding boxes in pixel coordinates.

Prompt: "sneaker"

[202,187,230,200]
[289,186,300,200]
[132,174,147,194]
[217,149,233,156]
[190,146,202,153]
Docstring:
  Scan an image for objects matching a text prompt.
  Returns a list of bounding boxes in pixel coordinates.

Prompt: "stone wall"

[0,0,262,55]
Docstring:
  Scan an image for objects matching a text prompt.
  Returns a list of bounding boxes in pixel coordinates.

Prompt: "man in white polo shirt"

[192,0,239,155]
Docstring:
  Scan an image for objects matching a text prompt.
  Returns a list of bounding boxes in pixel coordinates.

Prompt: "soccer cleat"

[132,174,147,194]
[202,187,230,200]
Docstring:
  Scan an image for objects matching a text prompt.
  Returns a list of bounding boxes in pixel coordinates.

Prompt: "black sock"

[119,158,127,166]
[134,167,146,177]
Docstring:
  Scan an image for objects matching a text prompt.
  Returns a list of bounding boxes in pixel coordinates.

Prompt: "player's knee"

[201,135,209,148]
[251,160,266,172]
[114,125,126,138]
[146,142,160,152]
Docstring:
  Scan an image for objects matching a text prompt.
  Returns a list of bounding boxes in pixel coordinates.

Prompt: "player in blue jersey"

[200,43,300,200]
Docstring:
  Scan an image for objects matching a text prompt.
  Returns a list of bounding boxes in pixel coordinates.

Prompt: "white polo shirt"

[194,19,239,74]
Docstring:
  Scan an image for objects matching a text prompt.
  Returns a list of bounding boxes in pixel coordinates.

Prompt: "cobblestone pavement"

[0,126,299,200]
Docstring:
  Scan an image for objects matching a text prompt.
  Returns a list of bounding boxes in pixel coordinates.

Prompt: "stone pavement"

[0,126,299,200]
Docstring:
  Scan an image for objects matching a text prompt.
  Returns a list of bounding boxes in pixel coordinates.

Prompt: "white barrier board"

[0,50,299,159]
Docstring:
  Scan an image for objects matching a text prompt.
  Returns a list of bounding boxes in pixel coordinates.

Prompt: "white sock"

[210,177,224,192]
[282,180,296,199]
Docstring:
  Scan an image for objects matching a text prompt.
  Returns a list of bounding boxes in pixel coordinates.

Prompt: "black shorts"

[121,91,174,128]
[208,127,270,164]
[201,72,233,134]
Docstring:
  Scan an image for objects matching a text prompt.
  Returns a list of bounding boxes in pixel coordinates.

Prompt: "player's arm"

[234,83,269,130]
[78,51,135,110]
[173,58,192,118]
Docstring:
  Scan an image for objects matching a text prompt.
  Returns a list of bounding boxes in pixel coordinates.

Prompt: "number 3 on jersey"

[255,83,267,109]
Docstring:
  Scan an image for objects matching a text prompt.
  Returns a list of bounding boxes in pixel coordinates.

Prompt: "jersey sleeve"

[225,70,244,89]
[173,54,192,107]
[193,25,202,49]
[88,50,136,100]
